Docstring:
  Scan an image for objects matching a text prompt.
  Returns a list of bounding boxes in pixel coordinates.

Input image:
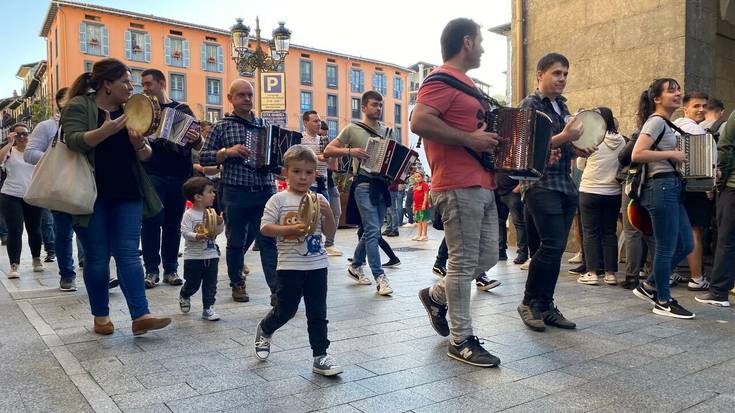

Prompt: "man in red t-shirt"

[412,18,501,368]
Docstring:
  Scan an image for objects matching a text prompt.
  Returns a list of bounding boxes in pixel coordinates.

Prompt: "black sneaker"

[475,274,501,291]
[418,287,449,337]
[633,281,657,305]
[44,253,56,263]
[108,278,120,289]
[513,253,529,265]
[385,231,399,237]
[652,299,695,319]
[499,250,508,261]
[447,336,500,367]
[254,321,271,360]
[432,264,447,277]
[382,258,401,268]
[620,276,639,290]
[542,303,576,329]
[695,292,730,308]
[568,264,586,275]
[517,304,546,332]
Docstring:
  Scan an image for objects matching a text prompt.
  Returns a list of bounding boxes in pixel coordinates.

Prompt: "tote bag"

[24,126,97,214]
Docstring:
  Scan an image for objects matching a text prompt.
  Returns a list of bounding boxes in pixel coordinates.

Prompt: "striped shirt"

[300,133,329,178]
[261,190,328,271]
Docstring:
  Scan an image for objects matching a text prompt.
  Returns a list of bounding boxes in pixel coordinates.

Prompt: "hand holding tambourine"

[197,208,219,239]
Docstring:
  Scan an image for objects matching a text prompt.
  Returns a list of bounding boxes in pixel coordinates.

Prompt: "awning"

[23,79,40,99]
[8,100,22,110]
[0,98,14,111]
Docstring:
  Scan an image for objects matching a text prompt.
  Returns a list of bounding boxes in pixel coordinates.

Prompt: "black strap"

[707,118,726,141]
[647,115,680,171]
[351,121,383,137]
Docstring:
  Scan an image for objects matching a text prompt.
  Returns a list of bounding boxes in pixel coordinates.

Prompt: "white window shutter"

[124,30,132,60]
[79,22,88,53]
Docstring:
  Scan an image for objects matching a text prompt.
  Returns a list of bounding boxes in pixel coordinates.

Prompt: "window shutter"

[144,33,151,62]
[217,45,224,72]
[101,26,109,56]
[182,40,190,67]
[124,30,132,60]
[165,37,171,65]
[79,22,88,53]
[200,43,207,70]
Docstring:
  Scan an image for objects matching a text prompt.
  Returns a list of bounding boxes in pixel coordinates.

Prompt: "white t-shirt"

[261,190,328,271]
[1,148,35,198]
[300,133,328,179]
[180,208,224,260]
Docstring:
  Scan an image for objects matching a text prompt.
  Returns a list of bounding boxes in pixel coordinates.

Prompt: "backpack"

[705,118,726,143]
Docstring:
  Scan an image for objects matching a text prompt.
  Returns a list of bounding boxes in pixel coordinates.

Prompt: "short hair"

[536,52,570,73]
[320,120,328,130]
[181,176,213,202]
[707,98,725,112]
[199,120,212,128]
[283,144,318,169]
[361,90,383,107]
[55,87,68,107]
[11,122,28,132]
[440,18,480,61]
[683,91,709,106]
[141,69,165,83]
[302,110,318,122]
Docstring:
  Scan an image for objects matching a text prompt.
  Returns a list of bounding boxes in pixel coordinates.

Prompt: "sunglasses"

[16,132,29,138]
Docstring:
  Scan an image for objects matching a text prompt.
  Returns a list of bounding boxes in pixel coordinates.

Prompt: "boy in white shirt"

[255,145,341,376]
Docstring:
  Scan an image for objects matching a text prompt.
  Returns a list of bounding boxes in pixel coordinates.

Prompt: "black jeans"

[523,187,578,310]
[181,258,219,308]
[1,193,42,264]
[261,268,329,357]
[435,237,448,267]
[141,175,188,275]
[356,226,398,261]
[500,192,528,255]
[579,192,621,273]
[496,192,509,252]
[709,188,735,298]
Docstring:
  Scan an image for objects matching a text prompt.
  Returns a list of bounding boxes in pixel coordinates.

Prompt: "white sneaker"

[568,252,583,264]
[577,272,599,285]
[32,257,44,272]
[313,354,343,376]
[348,265,371,285]
[7,263,19,279]
[603,274,617,285]
[325,246,343,256]
[376,275,393,295]
[202,307,220,321]
[520,259,531,271]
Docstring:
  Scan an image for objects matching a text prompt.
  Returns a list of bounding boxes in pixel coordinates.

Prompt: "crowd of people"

[1,17,735,375]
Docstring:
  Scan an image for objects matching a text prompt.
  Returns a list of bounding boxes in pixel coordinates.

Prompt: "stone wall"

[714,16,735,112]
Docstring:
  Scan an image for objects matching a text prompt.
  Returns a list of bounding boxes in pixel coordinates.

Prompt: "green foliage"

[30,98,52,126]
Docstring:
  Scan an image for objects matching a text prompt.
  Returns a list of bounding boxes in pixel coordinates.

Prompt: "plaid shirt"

[199,113,275,190]
[519,90,577,195]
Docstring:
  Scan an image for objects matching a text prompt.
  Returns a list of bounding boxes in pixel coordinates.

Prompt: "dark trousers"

[435,237,448,267]
[141,175,188,275]
[404,190,414,223]
[523,187,578,310]
[260,268,329,357]
[709,188,735,298]
[496,192,509,252]
[501,192,529,255]
[357,226,397,260]
[579,192,621,273]
[1,193,42,264]
[181,258,219,308]
[41,208,55,255]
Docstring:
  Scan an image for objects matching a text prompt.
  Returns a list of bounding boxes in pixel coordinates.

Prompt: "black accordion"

[242,125,302,173]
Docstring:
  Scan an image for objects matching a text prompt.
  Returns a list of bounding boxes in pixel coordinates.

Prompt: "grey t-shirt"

[336,122,388,176]
[640,116,677,177]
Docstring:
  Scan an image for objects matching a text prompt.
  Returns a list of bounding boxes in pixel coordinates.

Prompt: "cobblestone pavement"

[2,227,735,412]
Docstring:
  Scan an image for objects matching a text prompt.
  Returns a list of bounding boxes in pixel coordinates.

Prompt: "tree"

[30,98,52,126]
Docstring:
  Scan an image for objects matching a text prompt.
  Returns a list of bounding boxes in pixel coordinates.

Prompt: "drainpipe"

[512,0,525,105]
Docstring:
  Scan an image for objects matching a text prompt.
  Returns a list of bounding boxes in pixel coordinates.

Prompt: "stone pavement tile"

[409,376,486,403]
[594,350,657,370]
[614,384,718,413]
[413,394,498,413]
[631,324,685,338]
[628,341,686,359]
[301,364,377,387]
[361,321,409,334]
[112,383,199,411]
[503,355,568,377]
[405,358,484,382]
[165,388,251,412]
[136,365,217,389]
[124,404,174,413]
[499,389,613,413]
[672,365,735,394]
[681,394,735,413]
[516,370,585,393]
[224,395,312,413]
[459,365,529,386]
[465,381,549,411]
[348,388,434,413]
[158,351,234,371]
[602,330,662,346]
[559,359,622,380]
[314,405,363,413]
[356,353,427,375]
[97,375,146,396]
[354,369,438,394]
[294,382,376,410]
[186,369,266,394]
[0,390,25,412]
[240,376,319,402]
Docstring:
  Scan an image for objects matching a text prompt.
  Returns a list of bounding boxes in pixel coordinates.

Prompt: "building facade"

[39,1,411,142]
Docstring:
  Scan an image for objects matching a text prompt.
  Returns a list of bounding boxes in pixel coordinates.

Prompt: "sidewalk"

[1,227,735,412]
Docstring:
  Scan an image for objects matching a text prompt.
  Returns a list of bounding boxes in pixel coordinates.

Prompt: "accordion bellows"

[488,108,554,180]
[676,133,716,192]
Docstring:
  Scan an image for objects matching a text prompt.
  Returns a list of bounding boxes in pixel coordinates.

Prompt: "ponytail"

[635,78,680,129]
[63,58,130,106]
[65,72,94,105]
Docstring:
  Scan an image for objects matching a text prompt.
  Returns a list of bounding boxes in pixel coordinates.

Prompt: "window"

[394,103,402,125]
[79,22,108,56]
[351,97,361,119]
[201,43,224,72]
[326,64,338,88]
[84,61,94,72]
[350,69,364,93]
[300,60,312,85]
[55,28,58,57]
[395,126,401,141]
[327,94,338,117]
[206,108,222,123]
[165,37,189,67]
[130,69,144,94]
[206,78,222,105]
[327,119,338,139]
[393,76,403,99]
[372,72,387,96]
[125,30,151,62]
[169,73,186,101]
[300,91,312,112]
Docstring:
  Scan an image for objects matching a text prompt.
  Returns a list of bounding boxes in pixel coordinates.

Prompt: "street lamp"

[230,17,291,74]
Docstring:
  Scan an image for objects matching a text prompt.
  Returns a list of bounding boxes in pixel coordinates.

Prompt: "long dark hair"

[636,78,680,128]
[597,106,617,133]
[66,58,129,104]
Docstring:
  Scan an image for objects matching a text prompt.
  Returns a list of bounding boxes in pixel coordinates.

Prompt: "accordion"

[484,108,554,180]
[360,138,418,183]
[676,133,716,192]
[153,108,200,146]
[242,125,302,173]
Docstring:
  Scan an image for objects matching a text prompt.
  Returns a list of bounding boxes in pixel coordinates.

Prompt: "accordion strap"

[351,121,383,138]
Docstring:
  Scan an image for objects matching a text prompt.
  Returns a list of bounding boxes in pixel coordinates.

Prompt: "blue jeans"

[41,209,55,255]
[52,211,85,280]
[404,190,414,224]
[395,190,406,226]
[351,183,387,279]
[325,186,341,247]
[640,176,694,302]
[75,199,149,319]
[222,185,278,292]
[141,175,187,275]
[386,191,399,232]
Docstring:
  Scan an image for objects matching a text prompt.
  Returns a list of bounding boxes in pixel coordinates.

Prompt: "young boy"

[255,145,341,376]
[179,177,225,321]
[412,171,430,241]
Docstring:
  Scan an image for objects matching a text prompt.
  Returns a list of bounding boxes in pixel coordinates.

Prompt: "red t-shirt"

[413,182,429,210]
[415,65,495,192]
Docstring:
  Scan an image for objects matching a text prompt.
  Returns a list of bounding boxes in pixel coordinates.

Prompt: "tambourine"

[298,192,320,236]
[569,109,606,150]
[124,93,161,136]
[202,208,218,238]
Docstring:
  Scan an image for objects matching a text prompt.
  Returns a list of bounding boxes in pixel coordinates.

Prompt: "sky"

[0,0,512,98]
